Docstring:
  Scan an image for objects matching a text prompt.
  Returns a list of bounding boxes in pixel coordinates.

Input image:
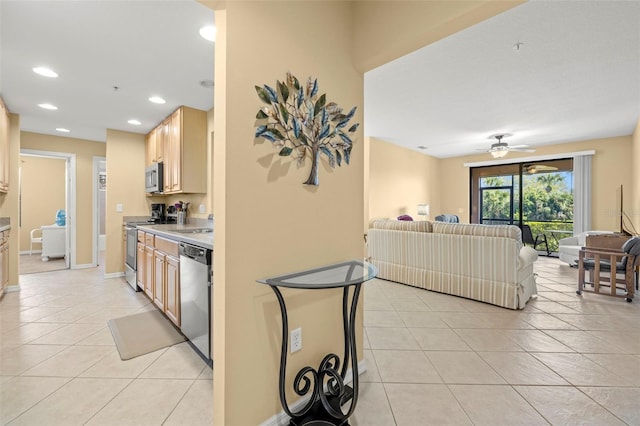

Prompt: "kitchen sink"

[173,228,213,234]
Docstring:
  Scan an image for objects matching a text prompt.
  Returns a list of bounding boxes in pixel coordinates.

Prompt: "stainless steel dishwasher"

[179,242,212,362]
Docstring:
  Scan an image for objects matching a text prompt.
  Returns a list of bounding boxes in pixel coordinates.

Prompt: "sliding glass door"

[470,159,574,252]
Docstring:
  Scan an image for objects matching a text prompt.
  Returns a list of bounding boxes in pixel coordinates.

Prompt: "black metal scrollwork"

[267,261,372,425]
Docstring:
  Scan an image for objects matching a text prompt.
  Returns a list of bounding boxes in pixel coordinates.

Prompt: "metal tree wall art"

[254,72,359,186]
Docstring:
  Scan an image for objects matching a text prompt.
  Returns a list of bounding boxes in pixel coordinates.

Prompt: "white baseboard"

[19,250,42,255]
[72,263,95,270]
[5,285,20,293]
[259,359,367,426]
[104,272,125,279]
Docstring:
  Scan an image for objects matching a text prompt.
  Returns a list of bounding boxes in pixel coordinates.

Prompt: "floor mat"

[107,309,186,360]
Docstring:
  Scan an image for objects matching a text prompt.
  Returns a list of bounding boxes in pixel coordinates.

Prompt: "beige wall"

[0,113,21,287]
[631,119,640,231]
[19,156,66,252]
[104,129,147,275]
[20,132,106,266]
[438,136,633,230]
[369,137,440,220]
[213,3,365,424]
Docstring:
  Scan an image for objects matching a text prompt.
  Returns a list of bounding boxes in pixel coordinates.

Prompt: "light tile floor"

[2,256,640,425]
[0,258,212,426]
[353,256,640,425]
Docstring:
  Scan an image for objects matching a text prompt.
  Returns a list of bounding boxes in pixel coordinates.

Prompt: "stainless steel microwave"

[145,162,164,193]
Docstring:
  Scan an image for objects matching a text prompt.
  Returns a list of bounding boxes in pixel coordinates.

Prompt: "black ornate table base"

[288,385,353,426]
[258,261,377,426]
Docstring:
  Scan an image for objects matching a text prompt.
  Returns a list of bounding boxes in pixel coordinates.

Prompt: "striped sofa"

[367,220,538,309]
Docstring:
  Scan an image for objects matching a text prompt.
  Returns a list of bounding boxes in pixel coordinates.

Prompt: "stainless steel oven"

[124,225,139,291]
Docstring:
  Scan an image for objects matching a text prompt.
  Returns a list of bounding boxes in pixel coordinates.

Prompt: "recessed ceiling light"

[199,25,216,42]
[128,119,141,125]
[55,128,70,133]
[33,67,58,78]
[38,103,58,110]
[148,96,166,104]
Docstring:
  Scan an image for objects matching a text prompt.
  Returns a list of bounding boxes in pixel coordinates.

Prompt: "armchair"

[577,236,640,302]
[558,231,613,265]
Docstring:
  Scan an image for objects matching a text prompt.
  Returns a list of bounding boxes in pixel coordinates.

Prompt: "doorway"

[19,150,76,273]
[93,157,106,266]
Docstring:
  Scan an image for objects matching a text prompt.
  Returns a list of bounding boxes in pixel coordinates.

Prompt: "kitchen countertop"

[136,222,213,250]
[0,217,10,232]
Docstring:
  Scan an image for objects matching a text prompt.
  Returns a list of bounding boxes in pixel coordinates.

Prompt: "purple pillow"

[397,215,413,221]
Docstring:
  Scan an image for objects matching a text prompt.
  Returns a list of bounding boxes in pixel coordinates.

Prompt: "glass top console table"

[257,260,378,426]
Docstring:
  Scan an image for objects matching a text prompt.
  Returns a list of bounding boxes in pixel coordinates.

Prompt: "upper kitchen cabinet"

[145,127,157,166]
[145,122,166,167]
[163,106,206,194]
[0,97,10,193]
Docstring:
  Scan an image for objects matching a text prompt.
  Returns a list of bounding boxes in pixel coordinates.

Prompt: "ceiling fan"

[484,134,535,158]
[524,164,558,174]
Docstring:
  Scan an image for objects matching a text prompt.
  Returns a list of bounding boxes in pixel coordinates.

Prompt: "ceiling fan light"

[491,150,508,159]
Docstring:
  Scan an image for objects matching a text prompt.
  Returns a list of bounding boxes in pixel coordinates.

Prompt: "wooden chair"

[577,236,640,302]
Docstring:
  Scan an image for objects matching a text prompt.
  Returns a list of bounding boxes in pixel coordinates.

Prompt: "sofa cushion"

[370,219,432,233]
[432,222,522,243]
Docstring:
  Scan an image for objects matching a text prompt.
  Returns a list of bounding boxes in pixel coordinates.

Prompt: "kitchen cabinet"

[0,97,10,193]
[153,250,166,310]
[145,127,156,167]
[0,230,9,296]
[157,106,206,194]
[145,122,166,167]
[165,254,180,326]
[153,236,180,326]
[136,231,180,327]
[164,109,182,193]
[137,230,154,298]
[144,245,154,299]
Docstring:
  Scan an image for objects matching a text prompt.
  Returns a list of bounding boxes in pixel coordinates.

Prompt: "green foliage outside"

[480,173,573,252]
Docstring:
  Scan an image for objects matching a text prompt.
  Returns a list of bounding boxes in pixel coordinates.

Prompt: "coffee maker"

[150,203,166,223]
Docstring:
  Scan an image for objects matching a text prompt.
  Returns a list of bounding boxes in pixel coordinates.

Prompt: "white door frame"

[92,156,106,266]
[20,149,77,269]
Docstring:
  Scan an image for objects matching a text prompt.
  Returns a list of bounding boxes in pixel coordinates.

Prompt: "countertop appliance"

[145,162,163,193]
[150,203,166,223]
[179,242,212,362]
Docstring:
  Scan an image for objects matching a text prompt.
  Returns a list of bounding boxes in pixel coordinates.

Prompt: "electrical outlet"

[199,204,205,214]
[116,203,123,212]
[291,327,302,353]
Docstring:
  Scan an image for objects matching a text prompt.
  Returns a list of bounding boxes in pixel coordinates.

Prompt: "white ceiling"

[1,1,638,158]
[365,0,640,158]
[0,0,215,143]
